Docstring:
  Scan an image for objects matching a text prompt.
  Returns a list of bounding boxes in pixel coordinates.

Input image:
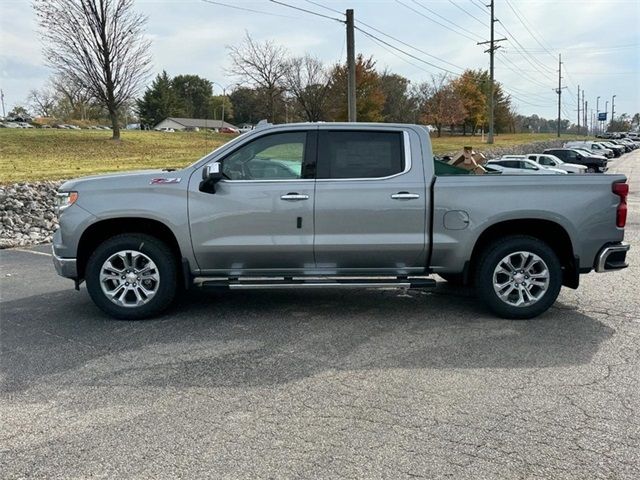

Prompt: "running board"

[196,277,436,290]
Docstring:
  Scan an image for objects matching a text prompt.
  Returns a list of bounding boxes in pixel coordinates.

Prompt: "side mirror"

[576,154,583,160]
[199,162,223,193]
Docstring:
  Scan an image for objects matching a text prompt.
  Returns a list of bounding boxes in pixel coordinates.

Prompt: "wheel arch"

[76,217,183,281]
[466,219,578,289]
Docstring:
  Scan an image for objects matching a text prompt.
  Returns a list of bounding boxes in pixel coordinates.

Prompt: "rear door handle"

[280,193,309,201]
[391,192,420,200]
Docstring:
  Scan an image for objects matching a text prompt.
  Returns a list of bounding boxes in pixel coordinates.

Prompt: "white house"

[154,117,238,131]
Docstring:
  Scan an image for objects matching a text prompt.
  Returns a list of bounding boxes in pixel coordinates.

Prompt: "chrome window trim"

[316,130,412,182]
[208,129,412,184]
[219,178,315,184]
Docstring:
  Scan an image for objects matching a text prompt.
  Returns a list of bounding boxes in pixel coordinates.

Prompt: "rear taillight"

[613,182,628,228]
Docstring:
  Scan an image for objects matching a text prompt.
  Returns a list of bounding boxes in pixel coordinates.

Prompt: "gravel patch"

[0,181,63,249]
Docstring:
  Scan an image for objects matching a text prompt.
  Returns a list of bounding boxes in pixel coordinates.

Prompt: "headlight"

[55,191,78,213]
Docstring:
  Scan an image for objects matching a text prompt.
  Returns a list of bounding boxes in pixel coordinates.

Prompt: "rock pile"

[480,139,570,159]
[1,181,63,249]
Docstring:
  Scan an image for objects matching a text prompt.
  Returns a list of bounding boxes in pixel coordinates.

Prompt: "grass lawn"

[0,129,582,183]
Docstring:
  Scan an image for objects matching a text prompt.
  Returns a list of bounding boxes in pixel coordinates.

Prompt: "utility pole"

[477,0,506,144]
[555,54,566,138]
[0,89,5,117]
[582,90,586,136]
[596,96,600,134]
[605,100,609,133]
[584,101,588,135]
[346,9,356,122]
[577,85,580,133]
[611,94,616,128]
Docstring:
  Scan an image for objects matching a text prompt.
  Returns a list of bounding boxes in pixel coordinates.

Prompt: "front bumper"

[52,246,77,279]
[595,243,630,272]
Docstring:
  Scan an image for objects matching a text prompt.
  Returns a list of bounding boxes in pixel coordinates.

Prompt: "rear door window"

[317,131,404,179]
[519,161,538,170]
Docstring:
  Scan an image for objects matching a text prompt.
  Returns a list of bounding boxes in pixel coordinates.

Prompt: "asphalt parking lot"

[1,151,639,479]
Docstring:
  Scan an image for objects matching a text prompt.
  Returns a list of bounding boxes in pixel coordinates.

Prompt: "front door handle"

[280,193,309,201]
[391,192,420,200]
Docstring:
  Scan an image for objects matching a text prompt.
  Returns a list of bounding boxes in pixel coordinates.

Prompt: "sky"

[1,0,639,123]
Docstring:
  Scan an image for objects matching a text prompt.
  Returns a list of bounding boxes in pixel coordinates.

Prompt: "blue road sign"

[598,112,607,121]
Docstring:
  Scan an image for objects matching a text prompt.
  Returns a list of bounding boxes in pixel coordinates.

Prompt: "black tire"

[438,272,466,286]
[85,234,178,320]
[475,235,562,319]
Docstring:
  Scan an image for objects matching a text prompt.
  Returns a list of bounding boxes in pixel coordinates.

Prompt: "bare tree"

[228,32,288,122]
[51,74,93,120]
[33,0,151,139]
[284,55,330,122]
[28,85,56,117]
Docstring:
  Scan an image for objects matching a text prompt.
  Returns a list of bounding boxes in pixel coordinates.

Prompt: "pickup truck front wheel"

[475,236,562,319]
[85,234,177,320]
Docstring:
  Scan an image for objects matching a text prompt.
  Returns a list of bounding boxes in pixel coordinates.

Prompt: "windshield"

[574,148,593,156]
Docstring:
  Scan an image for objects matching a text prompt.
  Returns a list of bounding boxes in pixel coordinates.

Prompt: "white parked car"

[154,127,175,133]
[526,154,587,174]
[486,158,567,175]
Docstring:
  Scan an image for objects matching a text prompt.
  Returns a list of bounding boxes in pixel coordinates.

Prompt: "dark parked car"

[543,148,608,173]
[609,139,634,152]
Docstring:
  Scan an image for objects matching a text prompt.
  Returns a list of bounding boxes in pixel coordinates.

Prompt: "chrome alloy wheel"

[99,250,160,308]
[492,251,550,307]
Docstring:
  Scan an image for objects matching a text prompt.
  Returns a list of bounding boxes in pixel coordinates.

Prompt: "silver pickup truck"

[53,123,630,320]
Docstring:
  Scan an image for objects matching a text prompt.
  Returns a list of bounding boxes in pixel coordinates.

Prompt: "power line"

[361,30,439,77]
[395,0,481,43]
[496,54,551,89]
[303,0,343,16]
[355,18,466,72]
[469,0,489,15]
[448,0,487,28]
[201,0,298,19]
[268,0,344,23]
[355,26,462,76]
[505,84,556,101]
[408,0,484,38]
[497,20,555,77]
[504,90,552,108]
[504,0,556,61]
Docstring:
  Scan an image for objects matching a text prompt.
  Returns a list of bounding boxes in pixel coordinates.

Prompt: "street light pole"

[611,94,616,129]
[596,96,600,134]
[605,100,609,133]
[212,82,236,130]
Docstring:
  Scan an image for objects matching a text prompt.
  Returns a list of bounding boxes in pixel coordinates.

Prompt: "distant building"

[154,117,237,131]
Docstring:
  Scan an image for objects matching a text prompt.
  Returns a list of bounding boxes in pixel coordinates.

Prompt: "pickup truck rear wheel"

[475,236,562,319]
[85,234,177,320]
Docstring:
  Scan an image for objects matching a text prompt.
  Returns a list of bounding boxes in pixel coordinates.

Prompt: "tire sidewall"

[85,234,177,320]
[476,236,562,319]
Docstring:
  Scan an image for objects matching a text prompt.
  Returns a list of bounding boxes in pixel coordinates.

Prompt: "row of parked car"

[486,135,639,175]
[0,120,113,130]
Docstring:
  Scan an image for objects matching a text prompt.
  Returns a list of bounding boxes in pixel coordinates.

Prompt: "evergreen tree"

[136,71,179,128]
